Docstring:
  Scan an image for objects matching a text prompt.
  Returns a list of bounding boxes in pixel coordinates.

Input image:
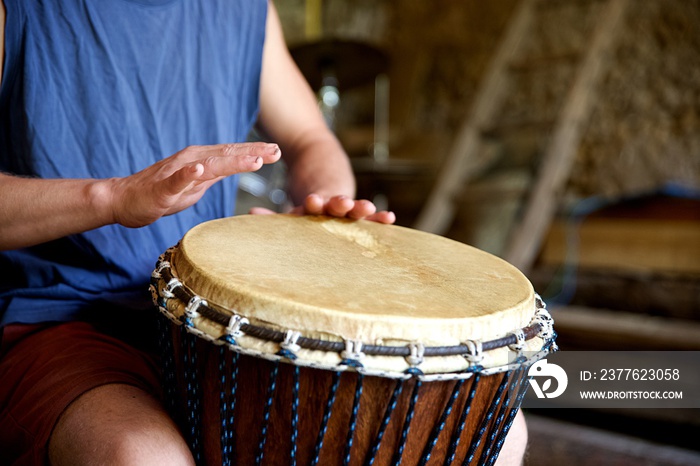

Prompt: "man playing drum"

[0,1,526,464]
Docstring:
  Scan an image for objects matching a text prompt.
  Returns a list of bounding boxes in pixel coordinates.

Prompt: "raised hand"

[110,143,281,228]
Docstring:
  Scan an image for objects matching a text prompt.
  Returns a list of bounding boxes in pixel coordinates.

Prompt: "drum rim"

[151,247,555,378]
[170,215,537,343]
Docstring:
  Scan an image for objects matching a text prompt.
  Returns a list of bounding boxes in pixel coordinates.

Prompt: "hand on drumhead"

[250,194,396,224]
[109,143,281,228]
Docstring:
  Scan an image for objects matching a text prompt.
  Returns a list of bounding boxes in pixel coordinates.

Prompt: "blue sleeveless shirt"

[0,0,268,325]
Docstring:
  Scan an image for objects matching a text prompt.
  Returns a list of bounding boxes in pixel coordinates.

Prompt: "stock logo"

[528,359,568,399]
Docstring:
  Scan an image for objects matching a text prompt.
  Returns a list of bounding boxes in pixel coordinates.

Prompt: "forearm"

[258,2,355,206]
[0,173,114,250]
[282,130,355,206]
[0,143,281,250]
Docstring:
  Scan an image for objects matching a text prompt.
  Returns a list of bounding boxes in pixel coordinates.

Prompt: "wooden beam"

[503,0,629,272]
[413,0,536,234]
[549,305,700,351]
[527,414,700,466]
[540,218,700,274]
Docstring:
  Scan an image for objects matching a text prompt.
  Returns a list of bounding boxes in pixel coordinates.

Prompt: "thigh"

[0,321,162,466]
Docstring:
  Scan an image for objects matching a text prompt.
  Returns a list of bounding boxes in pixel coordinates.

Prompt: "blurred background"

[241,1,700,464]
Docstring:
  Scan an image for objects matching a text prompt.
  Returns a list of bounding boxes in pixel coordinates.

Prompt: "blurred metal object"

[235,162,288,215]
[291,39,388,131]
[372,73,390,165]
[290,39,389,92]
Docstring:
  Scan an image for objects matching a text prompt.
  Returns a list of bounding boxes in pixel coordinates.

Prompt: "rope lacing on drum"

[184,296,206,327]
[255,361,280,465]
[151,258,170,281]
[278,330,301,360]
[443,371,479,464]
[463,339,484,368]
[405,342,425,367]
[484,367,531,466]
[341,340,365,368]
[151,276,182,325]
[508,329,526,353]
[148,284,161,308]
[392,367,423,466]
[335,340,367,465]
[417,378,464,466]
[182,326,202,463]
[161,277,182,299]
[531,295,554,340]
[343,370,364,466]
[310,371,341,466]
[480,367,523,464]
[365,379,404,465]
[217,346,241,466]
[222,315,248,345]
[465,372,511,465]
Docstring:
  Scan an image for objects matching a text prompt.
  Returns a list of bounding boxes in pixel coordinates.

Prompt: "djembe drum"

[150,215,555,466]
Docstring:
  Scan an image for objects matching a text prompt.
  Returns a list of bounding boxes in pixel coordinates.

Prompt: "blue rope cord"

[277,348,301,466]
[227,352,240,461]
[462,372,510,466]
[219,347,230,466]
[219,348,239,466]
[157,316,178,420]
[443,371,481,466]
[290,364,300,466]
[478,368,524,465]
[391,368,423,466]
[418,379,465,466]
[164,328,177,418]
[255,361,280,465]
[363,380,404,466]
[311,371,341,466]
[485,370,531,466]
[342,360,365,466]
[220,328,241,465]
[183,326,202,464]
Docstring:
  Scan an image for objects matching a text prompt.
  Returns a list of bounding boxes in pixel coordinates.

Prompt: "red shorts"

[0,321,162,466]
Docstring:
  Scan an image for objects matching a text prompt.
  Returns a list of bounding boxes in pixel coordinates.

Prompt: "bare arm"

[0,143,280,250]
[0,173,113,250]
[256,2,394,223]
[257,2,353,204]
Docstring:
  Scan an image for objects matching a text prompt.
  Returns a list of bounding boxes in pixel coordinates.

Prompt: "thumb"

[164,164,203,195]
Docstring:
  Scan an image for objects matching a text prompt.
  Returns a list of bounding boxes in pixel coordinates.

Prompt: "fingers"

[170,143,280,184]
[300,194,396,224]
[364,211,396,224]
[302,194,325,215]
[164,163,204,195]
[198,155,263,180]
[347,199,376,219]
[188,142,281,166]
[303,194,354,217]
[322,195,355,217]
[249,207,276,215]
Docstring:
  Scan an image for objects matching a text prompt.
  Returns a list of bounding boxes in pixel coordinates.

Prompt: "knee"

[48,384,194,466]
[97,423,195,466]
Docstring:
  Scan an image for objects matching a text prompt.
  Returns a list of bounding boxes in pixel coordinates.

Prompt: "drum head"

[164,215,538,373]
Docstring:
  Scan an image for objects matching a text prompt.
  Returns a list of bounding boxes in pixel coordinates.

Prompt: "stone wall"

[571,0,700,198]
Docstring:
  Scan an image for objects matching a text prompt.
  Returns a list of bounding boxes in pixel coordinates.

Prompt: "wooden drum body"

[151,215,555,466]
